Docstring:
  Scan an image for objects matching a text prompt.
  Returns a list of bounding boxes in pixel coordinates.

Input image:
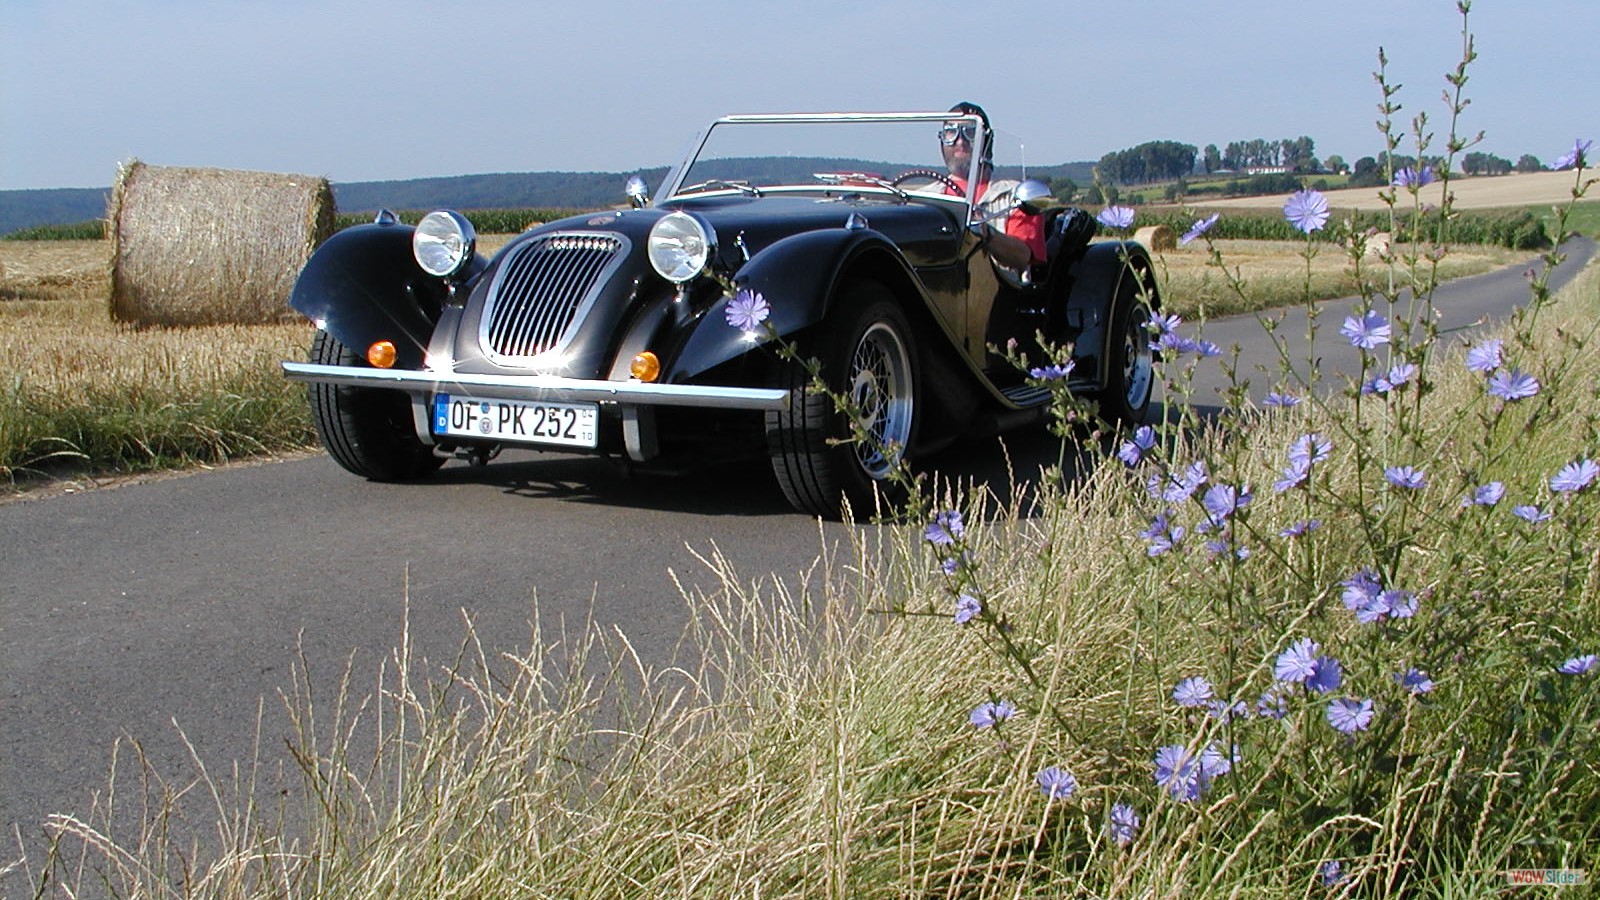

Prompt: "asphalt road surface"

[1,238,1591,869]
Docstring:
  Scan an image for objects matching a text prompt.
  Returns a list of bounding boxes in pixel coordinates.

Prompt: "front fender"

[665,228,889,382]
[289,222,468,369]
[1059,240,1158,385]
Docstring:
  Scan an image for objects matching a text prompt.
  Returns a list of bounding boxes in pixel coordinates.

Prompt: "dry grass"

[0,240,314,481]
[1198,169,1589,212]
[1145,238,1524,318]
[0,240,109,302]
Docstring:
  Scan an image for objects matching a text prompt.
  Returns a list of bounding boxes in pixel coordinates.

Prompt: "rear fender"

[289,222,474,369]
[1058,241,1159,385]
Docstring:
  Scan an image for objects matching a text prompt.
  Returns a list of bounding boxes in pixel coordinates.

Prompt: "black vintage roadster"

[283,112,1158,518]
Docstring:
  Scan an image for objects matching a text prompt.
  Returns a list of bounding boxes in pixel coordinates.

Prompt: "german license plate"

[432,394,598,448]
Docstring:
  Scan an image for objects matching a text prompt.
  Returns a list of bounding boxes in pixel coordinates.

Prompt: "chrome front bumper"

[280,362,792,411]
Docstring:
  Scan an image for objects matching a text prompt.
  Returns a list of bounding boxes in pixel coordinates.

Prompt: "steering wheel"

[890,169,963,195]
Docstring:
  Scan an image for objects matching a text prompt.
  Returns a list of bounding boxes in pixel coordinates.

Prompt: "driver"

[938,101,1046,273]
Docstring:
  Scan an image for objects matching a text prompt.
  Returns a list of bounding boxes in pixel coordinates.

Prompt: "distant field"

[1191,169,1588,212]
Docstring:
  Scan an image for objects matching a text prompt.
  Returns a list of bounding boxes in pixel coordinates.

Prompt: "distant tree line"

[1096,141,1198,186]
[1203,137,1319,173]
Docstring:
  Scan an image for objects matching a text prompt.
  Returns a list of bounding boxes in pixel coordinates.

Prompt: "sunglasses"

[938,123,978,146]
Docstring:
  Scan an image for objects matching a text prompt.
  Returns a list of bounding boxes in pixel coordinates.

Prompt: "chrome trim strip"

[282,362,791,411]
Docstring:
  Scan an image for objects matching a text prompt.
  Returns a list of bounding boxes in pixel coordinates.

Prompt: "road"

[0,237,1592,869]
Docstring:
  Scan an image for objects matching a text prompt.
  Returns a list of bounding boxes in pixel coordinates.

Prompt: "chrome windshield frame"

[656,112,985,209]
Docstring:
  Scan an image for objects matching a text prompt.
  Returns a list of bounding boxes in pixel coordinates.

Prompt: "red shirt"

[947,176,1047,264]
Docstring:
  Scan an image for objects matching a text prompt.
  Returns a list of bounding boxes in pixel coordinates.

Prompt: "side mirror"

[625,175,651,209]
[1013,179,1054,215]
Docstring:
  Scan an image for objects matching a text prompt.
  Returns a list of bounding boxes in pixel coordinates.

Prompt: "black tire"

[1099,271,1156,426]
[307,330,444,481]
[767,286,917,519]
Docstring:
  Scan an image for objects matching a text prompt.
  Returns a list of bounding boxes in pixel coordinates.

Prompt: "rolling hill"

[0,161,1098,237]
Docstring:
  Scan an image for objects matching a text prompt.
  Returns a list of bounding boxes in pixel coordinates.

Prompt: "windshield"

[662,113,1028,204]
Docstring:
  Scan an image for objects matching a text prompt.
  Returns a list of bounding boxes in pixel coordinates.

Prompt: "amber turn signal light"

[629,351,661,383]
[366,340,398,368]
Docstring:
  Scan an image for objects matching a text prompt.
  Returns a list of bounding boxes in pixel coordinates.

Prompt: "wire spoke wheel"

[1101,269,1155,426]
[767,285,917,518]
[848,321,913,477]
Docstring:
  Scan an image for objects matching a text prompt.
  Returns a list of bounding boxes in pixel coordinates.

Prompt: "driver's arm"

[980,222,1034,271]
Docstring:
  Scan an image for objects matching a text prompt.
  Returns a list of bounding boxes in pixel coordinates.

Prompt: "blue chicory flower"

[925,510,965,545]
[939,552,971,576]
[1389,361,1418,387]
[1558,654,1597,675]
[1385,466,1427,490]
[1117,425,1157,466]
[1465,338,1503,373]
[1283,189,1330,233]
[1202,483,1252,524]
[1096,205,1136,229]
[1139,511,1186,557]
[1487,368,1540,401]
[1029,361,1075,380]
[1396,668,1435,694]
[724,289,771,331]
[969,699,1017,728]
[1341,569,1382,610]
[1275,461,1311,493]
[1513,504,1551,523]
[1340,311,1391,349]
[1173,675,1214,708]
[1385,589,1418,619]
[1306,656,1344,694]
[1148,461,1209,504]
[1555,138,1592,170]
[954,593,983,624]
[1463,482,1506,507]
[1035,765,1078,800]
[1326,697,1375,734]
[1357,588,1417,623]
[1275,637,1320,684]
[1108,803,1140,847]
[1289,433,1332,469]
[1393,165,1435,189]
[1154,744,1230,803]
[1180,213,1220,245]
[1320,860,1348,887]
[1263,390,1301,408]
[1550,459,1599,493]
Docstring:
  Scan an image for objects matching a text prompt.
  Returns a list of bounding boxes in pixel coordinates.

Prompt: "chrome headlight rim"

[647,211,716,284]
[413,209,477,279]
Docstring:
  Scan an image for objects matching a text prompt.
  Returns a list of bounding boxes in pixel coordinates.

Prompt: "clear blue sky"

[2,0,1594,191]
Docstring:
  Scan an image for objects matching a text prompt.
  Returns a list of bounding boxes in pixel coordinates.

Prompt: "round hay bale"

[1134,224,1177,252]
[108,160,336,326]
[1365,231,1392,258]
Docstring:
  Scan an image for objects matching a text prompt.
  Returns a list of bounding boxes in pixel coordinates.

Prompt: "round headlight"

[647,211,715,283]
[413,210,477,278]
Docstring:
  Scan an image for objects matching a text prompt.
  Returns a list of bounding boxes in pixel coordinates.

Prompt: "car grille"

[480,232,627,363]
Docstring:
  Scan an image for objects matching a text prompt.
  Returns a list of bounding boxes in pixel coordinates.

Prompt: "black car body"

[283,112,1158,517]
